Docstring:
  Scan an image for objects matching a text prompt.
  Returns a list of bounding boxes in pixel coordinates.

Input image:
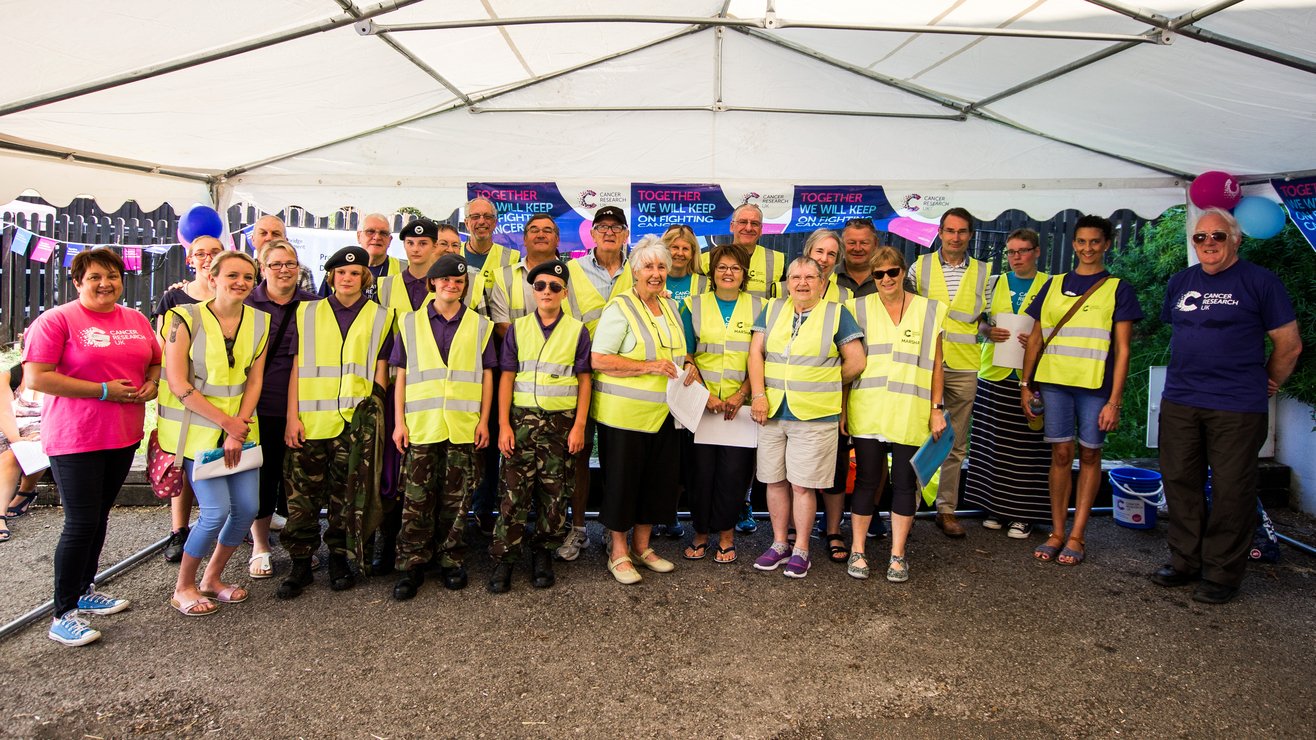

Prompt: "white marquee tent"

[2,0,1313,222]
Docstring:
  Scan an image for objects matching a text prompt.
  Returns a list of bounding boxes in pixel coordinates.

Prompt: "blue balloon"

[179,204,225,242]
[1233,196,1287,239]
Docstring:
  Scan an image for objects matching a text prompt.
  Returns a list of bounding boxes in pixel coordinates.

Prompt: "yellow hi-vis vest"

[513,311,585,412]
[761,298,843,421]
[564,258,633,335]
[701,245,783,299]
[772,276,851,303]
[295,298,391,440]
[464,243,519,314]
[377,271,433,313]
[156,302,269,459]
[979,272,1047,381]
[1035,275,1119,390]
[493,263,533,324]
[686,292,762,400]
[399,306,492,445]
[846,294,947,447]
[915,252,989,371]
[590,292,686,432]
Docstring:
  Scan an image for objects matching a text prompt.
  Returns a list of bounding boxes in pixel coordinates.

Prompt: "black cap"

[592,206,627,228]
[526,260,569,285]
[426,253,469,281]
[324,246,370,272]
[400,218,438,241]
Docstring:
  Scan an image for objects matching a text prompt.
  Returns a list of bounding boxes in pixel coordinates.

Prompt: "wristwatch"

[1018,379,1032,389]
[933,403,946,410]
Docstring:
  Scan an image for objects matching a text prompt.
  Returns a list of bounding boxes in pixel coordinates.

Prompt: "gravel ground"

[1,503,1314,739]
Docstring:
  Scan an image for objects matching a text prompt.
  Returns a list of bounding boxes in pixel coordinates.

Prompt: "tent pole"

[1081,0,1170,26]
[334,0,475,105]
[1170,0,1247,28]
[0,138,212,184]
[469,105,963,120]
[1171,26,1316,75]
[970,40,1144,111]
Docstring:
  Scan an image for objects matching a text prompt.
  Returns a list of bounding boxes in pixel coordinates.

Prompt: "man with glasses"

[317,213,405,301]
[488,213,564,338]
[1152,208,1300,604]
[463,198,520,317]
[703,204,784,299]
[911,207,991,538]
[836,218,882,298]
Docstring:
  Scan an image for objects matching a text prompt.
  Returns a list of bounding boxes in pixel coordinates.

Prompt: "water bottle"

[1027,392,1045,431]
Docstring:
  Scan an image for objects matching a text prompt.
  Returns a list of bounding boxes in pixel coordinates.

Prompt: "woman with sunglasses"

[157,251,268,615]
[243,240,318,578]
[845,248,947,582]
[591,235,691,584]
[1020,215,1142,566]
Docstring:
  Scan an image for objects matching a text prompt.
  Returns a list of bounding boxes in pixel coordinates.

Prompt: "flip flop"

[170,596,217,617]
[683,541,709,560]
[248,552,274,579]
[1033,534,1064,562]
[1057,539,1086,566]
[714,545,737,564]
[200,585,249,603]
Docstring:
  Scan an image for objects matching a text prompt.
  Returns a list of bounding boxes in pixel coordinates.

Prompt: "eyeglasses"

[525,226,558,235]
[714,265,743,274]
[436,240,460,249]
[732,219,762,228]
[265,261,298,272]
[787,274,821,282]
[467,213,496,221]
[360,228,390,237]
[532,280,565,294]
[873,267,902,279]
[844,218,874,228]
[1191,231,1230,245]
[1004,247,1037,257]
[593,223,626,234]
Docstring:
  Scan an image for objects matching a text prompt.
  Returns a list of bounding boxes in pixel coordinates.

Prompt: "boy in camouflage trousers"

[489,259,592,593]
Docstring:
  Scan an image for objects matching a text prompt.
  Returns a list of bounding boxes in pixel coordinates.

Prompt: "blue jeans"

[182,459,260,559]
[1039,384,1108,449]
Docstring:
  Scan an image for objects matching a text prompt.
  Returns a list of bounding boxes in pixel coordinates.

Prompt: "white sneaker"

[270,513,287,531]
[555,526,588,561]
[1007,521,1034,539]
[982,515,1003,530]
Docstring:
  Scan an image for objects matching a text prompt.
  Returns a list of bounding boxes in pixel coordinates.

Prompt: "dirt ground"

[1,504,1314,739]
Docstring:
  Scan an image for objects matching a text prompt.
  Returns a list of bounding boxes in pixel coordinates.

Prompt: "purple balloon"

[1189,170,1242,210]
[179,205,225,242]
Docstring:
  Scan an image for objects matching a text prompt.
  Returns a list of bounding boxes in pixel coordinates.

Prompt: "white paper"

[9,440,50,475]
[990,313,1034,369]
[693,410,760,449]
[666,368,711,433]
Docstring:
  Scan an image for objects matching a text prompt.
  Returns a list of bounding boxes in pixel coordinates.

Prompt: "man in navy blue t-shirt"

[1152,208,1302,604]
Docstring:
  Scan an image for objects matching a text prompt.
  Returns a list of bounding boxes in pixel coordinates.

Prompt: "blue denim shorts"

[1039,384,1108,449]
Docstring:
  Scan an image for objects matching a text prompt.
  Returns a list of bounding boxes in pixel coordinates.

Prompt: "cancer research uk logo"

[1174,291,1203,312]
[1175,290,1238,312]
[78,326,149,348]
[578,190,598,208]
[79,327,112,348]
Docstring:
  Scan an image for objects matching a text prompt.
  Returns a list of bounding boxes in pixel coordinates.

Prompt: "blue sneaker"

[48,611,101,646]
[77,589,130,616]
[735,503,758,534]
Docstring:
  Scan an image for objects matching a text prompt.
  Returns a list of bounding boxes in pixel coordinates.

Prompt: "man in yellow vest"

[488,213,563,340]
[911,207,991,538]
[279,246,393,599]
[489,259,592,593]
[316,212,406,299]
[390,254,496,599]
[700,203,786,299]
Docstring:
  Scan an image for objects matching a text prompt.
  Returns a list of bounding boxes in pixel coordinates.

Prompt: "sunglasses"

[1191,231,1230,245]
[532,280,565,294]
[873,267,902,279]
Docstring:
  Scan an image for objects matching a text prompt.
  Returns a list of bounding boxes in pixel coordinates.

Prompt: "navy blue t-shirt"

[1161,260,1295,414]
[1026,270,1143,395]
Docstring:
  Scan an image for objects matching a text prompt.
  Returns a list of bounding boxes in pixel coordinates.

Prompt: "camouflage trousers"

[395,440,484,571]
[281,430,352,560]
[491,408,577,563]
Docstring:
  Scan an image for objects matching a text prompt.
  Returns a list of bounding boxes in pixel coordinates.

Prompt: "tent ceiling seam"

[907,0,1047,82]
[480,0,535,77]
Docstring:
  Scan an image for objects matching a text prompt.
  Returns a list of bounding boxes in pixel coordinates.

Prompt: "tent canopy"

[2,0,1313,221]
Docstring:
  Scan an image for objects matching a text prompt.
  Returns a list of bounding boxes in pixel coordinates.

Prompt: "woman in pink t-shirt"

[23,248,162,647]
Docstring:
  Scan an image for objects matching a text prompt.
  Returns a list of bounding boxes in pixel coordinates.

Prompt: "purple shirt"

[389,303,497,369]
[325,295,394,362]
[498,311,593,374]
[1026,270,1143,395]
[397,269,431,312]
[153,286,201,321]
[245,283,319,417]
[1161,260,1295,414]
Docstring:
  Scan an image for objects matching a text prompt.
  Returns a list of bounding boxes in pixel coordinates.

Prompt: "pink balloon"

[1189,170,1242,210]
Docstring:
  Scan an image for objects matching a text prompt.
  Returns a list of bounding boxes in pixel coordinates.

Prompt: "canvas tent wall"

[1,0,1313,220]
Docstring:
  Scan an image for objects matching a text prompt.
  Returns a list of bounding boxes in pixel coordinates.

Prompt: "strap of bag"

[1039,275,1110,356]
[169,304,206,469]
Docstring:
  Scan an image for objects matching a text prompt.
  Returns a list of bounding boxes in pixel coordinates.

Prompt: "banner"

[121,246,143,272]
[630,184,798,239]
[468,182,627,255]
[29,237,56,263]
[63,243,84,267]
[10,227,33,256]
[1272,176,1316,253]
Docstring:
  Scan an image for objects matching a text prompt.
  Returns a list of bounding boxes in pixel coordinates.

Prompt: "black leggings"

[852,439,919,517]
[256,415,289,520]
[48,444,137,616]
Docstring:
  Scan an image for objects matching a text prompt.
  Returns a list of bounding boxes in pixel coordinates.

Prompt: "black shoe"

[370,533,396,576]
[1192,579,1239,604]
[392,569,425,601]
[276,558,314,600]
[487,562,513,594]
[328,554,356,592]
[163,526,189,563]
[441,564,468,591]
[1150,564,1200,588]
[531,550,555,589]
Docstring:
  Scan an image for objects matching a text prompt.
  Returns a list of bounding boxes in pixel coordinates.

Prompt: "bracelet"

[99,382,109,401]
[1106,402,1121,409]
[751,393,766,401]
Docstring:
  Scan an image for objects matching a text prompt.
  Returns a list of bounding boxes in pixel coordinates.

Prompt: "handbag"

[146,429,184,499]
[192,442,264,481]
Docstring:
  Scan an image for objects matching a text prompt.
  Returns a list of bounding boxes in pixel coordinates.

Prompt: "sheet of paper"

[10,440,50,475]
[910,411,954,492]
[666,368,711,433]
[990,313,1034,369]
[693,409,760,448]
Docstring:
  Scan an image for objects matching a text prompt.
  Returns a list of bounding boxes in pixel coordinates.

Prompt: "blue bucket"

[1109,467,1164,530]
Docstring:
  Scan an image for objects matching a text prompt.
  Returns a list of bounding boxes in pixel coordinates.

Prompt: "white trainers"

[555,526,588,561]
[270,513,288,531]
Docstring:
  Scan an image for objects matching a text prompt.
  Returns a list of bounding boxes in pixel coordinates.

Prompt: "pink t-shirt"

[21,301,161,456]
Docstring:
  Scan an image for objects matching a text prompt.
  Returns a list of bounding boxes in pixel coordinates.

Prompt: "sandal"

[6,490,37,518]
[0,516,10,543]
[714,544,737,564]
[846,551,869,580]
[683,540,709,560]
[825,533,849,563]
[170,596,217,617]
[200,584,249,603]
[1033,533,1064,562]
[249,552,274,579]
[886,555,909,583]
[1057,538,1086,566]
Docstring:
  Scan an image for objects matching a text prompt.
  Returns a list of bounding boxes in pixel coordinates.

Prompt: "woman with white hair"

[590,235,694,584]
